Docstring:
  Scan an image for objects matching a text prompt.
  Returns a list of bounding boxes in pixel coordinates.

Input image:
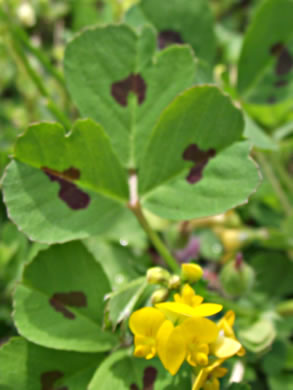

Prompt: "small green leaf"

[88,349,191,390]
[64,24,196,166]
[239,319,276,353]
[0,337,104,390]
[126,0,216,62]
[108,277,148,328]
[13,241,117,352]
[2,119,129,244]
[238,0,293,105]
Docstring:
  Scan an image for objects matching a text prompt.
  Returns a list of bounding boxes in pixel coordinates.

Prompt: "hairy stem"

[128,172,179,273]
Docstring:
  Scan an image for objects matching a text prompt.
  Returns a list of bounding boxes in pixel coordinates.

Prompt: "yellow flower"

[182,263,203,283]
[156,285,222,322]
[210,310,244,358]
[179,317,219,367]
[192,359,228,390]
[174,284,204,307]
[156,317,219,375]
[129,307,165,359]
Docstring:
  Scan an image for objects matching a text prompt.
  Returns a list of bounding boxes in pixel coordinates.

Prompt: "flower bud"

[182,263,203,283]
[168,275,181,289]
[146,267,170,285]
[220,258,255,297]
[217,229,247,252]
[17,3,36,27]
[151,288,169,304]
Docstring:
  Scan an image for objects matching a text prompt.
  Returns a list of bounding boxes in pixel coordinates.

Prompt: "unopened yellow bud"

[168,275,181,289]
[217,229,247,252]
[182,263,203,283]
[151,288,169,304]
[147,267,170,284]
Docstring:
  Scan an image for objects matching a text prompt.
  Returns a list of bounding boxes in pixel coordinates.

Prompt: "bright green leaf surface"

[125,0,216,63]
[238,0,293,104]
[13,241,117,352]
[2,119,129,244]
[138,86,260,220]
[64,24,196,166]
[0,337,104,390]
[88,349,191,390]
[84,238,150,289]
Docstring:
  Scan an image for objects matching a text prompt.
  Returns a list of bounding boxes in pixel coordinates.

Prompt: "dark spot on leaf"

[270,42,285,56]
[267,96,277,104]
[130,385,139,390]
[42,166,90,210]
[111,74,146,106]
[270,42,293,76]
[41,371,68,390]
[49,291,87,320]
[276,49,293,76]
[158,30,184,50]
[96,0,104,10]
[143,367,157,390]
[182,144,215,184]
[275,79,289,88]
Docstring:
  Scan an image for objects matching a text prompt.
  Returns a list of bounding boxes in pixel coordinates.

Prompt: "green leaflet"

[13,241,117,352]
[64,24,196,167]
[238,0,293,105]
[2,119,129,244]
[138,86,260,220]
[125,0,216,63]
[88,349,191,390]
[0,337,104,390]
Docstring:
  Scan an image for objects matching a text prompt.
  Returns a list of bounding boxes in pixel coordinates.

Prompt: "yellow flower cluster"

[129,269,244,390]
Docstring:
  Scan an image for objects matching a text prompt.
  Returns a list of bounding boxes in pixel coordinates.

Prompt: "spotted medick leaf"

[13,241,117,352]
[2,119,129,244]
[238,0,293,105]
[139,86,260,220]
[0,337,105,390]
[64,24,197,167]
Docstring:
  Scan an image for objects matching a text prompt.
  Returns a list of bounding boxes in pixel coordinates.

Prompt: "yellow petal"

[129,307,165,337]
[237,346,246,357]
[225,310,235,326]
[179,317,219,344]
[156,302,222,321]
[157,320,186,375]
[212,336,242,358]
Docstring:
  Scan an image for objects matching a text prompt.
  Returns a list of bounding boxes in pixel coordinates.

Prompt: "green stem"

[256,151,293,217]
[12,25,66,89]
[128,172,179,273]
[9,38,71,130]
